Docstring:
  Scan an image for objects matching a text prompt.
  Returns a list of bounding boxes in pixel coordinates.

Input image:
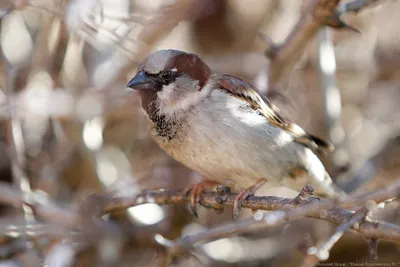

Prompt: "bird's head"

[127,50,212,116]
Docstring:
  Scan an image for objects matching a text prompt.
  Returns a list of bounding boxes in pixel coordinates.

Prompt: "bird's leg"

[233,178,267,220]
[183,180,221,217]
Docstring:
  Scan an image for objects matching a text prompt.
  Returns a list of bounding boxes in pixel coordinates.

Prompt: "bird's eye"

[161,70,173,80]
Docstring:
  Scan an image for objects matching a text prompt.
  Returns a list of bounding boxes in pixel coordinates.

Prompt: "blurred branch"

[5,0,64,16]
[267,0,385,86]
[317,28,349,173]
[301,198,392,266]
[99,0,198,89]
[268,0,341,85]
[367,238,379,260]
[314,206,371,259]
[338,0,387,14]
[2,65,36,225]
[0,181,123,263]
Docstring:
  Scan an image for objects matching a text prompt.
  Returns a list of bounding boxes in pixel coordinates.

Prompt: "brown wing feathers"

[216,74,334,153]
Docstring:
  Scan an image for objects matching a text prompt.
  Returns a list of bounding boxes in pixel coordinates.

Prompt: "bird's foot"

[232,178,267,220]
[183,180,221,217]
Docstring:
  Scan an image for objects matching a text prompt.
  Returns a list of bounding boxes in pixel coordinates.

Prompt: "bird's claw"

[233,189,251,220]
[183,184,203,217]
[183,181,220,218]
[232,178,267,220]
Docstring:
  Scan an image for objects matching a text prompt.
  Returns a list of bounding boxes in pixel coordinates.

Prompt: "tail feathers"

[295,134,334,154]
[315,172,347,200]
[309,134,334,153]
[294,147,345,200]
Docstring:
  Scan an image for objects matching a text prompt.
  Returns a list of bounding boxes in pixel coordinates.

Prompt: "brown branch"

[0,181,399,263]
[146,185,400,264]
[267,0,339,85]
[338,0,386,14]
[301,197,394,266]
[99,183,400,246]
[267,0,386,86]
[367,238,379,260]
[2,64,36,225]
[1,180,397,244]
[98,0,198,90]
[301,205,373,266]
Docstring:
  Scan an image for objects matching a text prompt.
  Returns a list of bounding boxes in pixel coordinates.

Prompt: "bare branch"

[98,0,198,90]
[317,27,349,171]
[0,181,398,245]
[268,0,341,85]
[98,184,400,246]
[303,205,372,266]
[0,179,398,264]
[338,0,387,14]
[144,185,400,264]
[367,238,379,260]
[2,65,36,225]
[267,0,387,86]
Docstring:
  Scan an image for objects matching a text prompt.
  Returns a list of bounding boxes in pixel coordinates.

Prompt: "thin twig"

[3,66,35,224]
[98,0,198,90]
[145,185,400,263]
[367,238,378,260]
[304,205,371,266]
[0,181,398,263]
[267,0,341,85]
[317,27,349,172]
[338,0,386,14]
[267,0,386,86]
[0,181,398,244]
[301,197,394,265]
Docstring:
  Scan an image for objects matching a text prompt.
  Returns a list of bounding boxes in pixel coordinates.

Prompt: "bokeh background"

[0,0,399,266]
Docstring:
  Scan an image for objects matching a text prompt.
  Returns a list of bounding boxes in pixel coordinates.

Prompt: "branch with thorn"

[116,183,397,265]
[263,0,387,86]
[0,179,398,263]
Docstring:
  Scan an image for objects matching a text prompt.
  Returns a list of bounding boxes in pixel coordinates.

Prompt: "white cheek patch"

[157,84,175,103]
[175,80,204,110]
[156,79,209,117]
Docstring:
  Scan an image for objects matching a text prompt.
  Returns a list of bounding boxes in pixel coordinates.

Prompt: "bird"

[127,49,346,219]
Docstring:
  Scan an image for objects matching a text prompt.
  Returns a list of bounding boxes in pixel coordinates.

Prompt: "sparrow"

[127,49,346,218]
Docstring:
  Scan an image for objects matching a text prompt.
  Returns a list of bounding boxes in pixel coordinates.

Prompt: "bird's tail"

[295,148,347,200]
[313,171,347,200]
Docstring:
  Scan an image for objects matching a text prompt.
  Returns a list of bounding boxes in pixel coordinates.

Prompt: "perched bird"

[127,49,346,218]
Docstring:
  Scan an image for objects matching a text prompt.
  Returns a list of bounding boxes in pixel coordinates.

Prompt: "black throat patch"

[139,91,181,141]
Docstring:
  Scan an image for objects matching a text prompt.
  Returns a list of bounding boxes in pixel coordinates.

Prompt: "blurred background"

[0,0,399,266]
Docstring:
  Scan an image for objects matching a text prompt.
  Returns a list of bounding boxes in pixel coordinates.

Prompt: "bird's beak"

[127,71,157,91]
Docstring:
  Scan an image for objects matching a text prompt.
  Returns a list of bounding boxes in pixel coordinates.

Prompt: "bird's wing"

[215,73,334,153]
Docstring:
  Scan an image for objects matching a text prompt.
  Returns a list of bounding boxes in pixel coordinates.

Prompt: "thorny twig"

[265,0,386,86]
[0,180,398,262]
[100,183,400,247]
[139,184,399,264]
